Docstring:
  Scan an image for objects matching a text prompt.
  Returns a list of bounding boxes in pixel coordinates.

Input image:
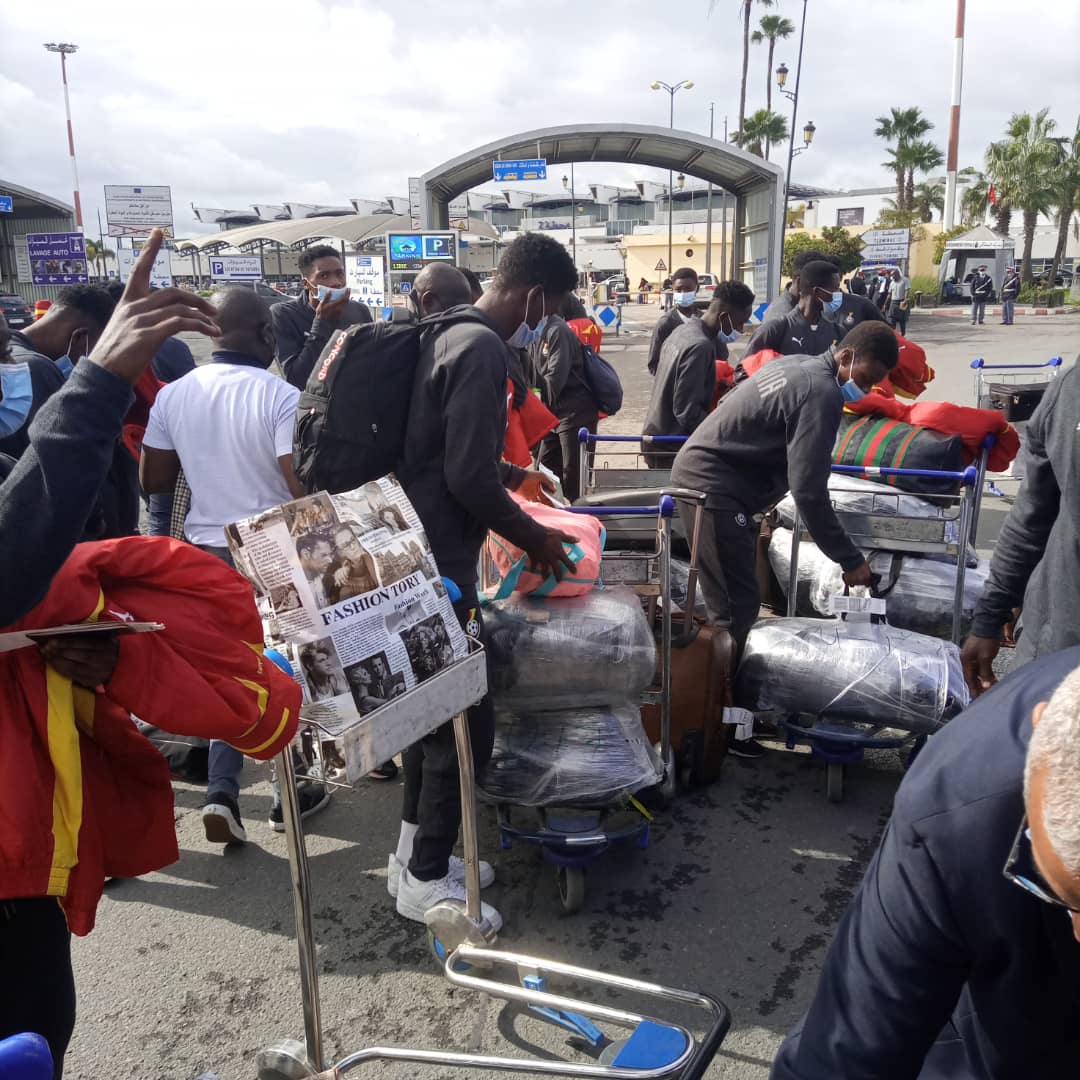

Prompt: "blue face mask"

[823,291,844,316]
[674,291,698,307]
[0,362,34,437]
[315,285,348,303]
[506,293,547,349]
[717,314,742,344]
[841,379,866,403]
[55,355,75,379]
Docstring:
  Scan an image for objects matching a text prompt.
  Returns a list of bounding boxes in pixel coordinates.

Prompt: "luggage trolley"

[256,636,731,1080]
[486,493,707,914]
[780,454,987,803]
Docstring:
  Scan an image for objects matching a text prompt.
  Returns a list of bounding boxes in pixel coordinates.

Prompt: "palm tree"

[903,140,944,212]
[957,167,989,226]
[912,180,945,223]
[986,109,1065,282]
[1048,116,1080,288]
[84,239,115,279]
[874,106,934,212]
[751,13,795,112]
[733,108,789,159]
[711,0,776,134]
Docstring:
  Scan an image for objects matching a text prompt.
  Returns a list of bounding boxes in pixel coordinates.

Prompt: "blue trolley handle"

[577,428,688,444]
[832,463,979,488]
[564,495,677,519]
[970,356,1062,370]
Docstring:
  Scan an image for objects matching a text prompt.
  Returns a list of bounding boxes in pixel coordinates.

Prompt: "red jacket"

[0,537,300,934]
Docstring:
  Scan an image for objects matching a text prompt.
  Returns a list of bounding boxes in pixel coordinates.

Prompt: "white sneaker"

[395,867,503,933]
[386,853,495,898]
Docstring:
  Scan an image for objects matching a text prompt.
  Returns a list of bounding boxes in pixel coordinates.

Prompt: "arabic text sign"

[209,255,262,281]
[345,254,385,310]
[492,158,547,182]
[860,228,910,247]
[118,247,172,289]
[104,185,174,237]
[27,232,88,286]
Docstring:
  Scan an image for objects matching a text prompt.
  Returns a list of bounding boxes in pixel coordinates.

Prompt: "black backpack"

[293,307,487,495]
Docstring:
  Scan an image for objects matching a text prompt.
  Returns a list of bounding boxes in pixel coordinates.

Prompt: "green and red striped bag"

[833,415,964,496]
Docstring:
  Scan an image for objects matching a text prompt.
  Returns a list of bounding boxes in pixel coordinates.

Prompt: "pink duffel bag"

[484,493,605,599]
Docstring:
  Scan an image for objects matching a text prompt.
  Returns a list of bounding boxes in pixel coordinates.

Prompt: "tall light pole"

[562,166,578,292]
[44,42,83,230]
[943,0,966,230]
[777,0,809,211]
[706,103,715,275]
[650,79,694,282]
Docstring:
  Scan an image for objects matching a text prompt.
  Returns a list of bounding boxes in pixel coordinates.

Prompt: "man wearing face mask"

[647,267,715,376]
[763,251,887,332]
[742,260,847,367]
[642,282,756,467]
[671,321,896,660]
[272,244,372,389]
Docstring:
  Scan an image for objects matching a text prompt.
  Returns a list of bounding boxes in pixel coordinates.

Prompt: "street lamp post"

[776,0,809,211]
[650,79,694,282]
[562,166,578,292]
[43,42,83,230]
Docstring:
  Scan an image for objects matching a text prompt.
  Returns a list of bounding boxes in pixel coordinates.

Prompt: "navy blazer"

[772,647,1080,1079]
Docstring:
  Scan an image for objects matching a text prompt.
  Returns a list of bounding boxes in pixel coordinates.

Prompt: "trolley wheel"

[557,866,586,914]
[826,762,844,804]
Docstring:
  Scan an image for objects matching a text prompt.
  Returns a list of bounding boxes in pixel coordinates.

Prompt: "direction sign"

[862,243,910,261]
[0,196,12,214]
[118,247,172,289]
[104,185,174,237]
[654,258,668,272]
[345,254,385,311]
[27,232,88,285]
[492,158,547,182]
[860,228,910,247]
[209,255,261,281]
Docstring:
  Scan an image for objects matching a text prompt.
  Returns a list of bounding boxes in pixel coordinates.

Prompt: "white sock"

[395,821,419,869]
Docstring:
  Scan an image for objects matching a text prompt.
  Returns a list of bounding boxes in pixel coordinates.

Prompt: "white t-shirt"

[143,361,300,546]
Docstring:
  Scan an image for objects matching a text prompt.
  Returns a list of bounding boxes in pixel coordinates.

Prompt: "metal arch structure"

[419,122,785,298]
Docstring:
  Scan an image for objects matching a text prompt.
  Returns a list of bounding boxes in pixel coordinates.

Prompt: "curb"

[917,306,1076,318]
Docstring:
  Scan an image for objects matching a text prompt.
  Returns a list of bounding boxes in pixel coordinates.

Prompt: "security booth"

[419,123,785,303]
[938,225,1015,304]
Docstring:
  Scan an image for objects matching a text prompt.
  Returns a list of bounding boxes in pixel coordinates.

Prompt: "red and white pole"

[942,0,965,231]
[45,43,83,231]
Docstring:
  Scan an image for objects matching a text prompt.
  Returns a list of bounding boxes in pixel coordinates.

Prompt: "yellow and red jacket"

[0,537,300,934]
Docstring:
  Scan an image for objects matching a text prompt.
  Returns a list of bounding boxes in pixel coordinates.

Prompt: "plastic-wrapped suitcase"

[641,622,736,786]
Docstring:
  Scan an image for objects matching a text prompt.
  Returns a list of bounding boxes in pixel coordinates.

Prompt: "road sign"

[860,228,910,247]
[399,281,412,294]
[27,232,88,285]
[209,255,261,281]
[751,301,770,323]
[862,244,910,261]
[593,304,618,328]
[104,185,174,237]
[753,257,769,297]
[118,247,172,289]
[0,196,12,214]
[492,158,547,182]
[345,254,385,311]
[654,258,668,272]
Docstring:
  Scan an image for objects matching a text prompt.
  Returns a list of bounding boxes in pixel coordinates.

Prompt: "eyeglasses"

[1003,818,1080,913]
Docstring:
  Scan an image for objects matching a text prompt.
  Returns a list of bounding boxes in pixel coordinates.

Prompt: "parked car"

[0,294,33,330]
[214,280,290,306]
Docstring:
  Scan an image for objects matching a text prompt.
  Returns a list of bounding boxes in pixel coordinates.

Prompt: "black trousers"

[678,499,760,654]
[888,301,909,336]
[401,586,494,881]
[539,406,598,503]
[0,898,75,1079]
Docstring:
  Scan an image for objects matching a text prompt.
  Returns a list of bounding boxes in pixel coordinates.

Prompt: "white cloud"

[2,0,1077,235]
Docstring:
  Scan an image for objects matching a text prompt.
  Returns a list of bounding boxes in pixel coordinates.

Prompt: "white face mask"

[506,292,547,349]
[674,291,698,307]
[315,284,348,303]
[717,313,741,343]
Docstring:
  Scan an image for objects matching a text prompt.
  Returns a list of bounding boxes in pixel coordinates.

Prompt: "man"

[661,275,674,311]
[743,260,847,362]
[847,270,867,296]
[772,649,1080,1079]
[141,286,328,843]
[643,283,755,466]
[271,244,372,388]
[647,267,707,376]
[1,231,221,1079]
[329,524,378,602]
[970,264,994,325]
[390,232,579,931]
[297,534,335,608]
[408,262,473,318]
[459,266,485,304]
[671,322,894,754]
[961,364,1080,696]
[529,311,597,501]
[1001,265,1021,325]
[762,251,887,333]
[887,267,911,335]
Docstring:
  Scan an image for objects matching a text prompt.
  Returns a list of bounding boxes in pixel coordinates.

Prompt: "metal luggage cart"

[485,494,706,914]
[971,356,1062,488]
[256,633,730,1080]
[779,457,985,803]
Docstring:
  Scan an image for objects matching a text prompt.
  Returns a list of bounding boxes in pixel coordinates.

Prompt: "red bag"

[739,348,783,380]
[882,334,935,400]
[711,359,736,410]
[504,381,558,468]
[567,317,603,352]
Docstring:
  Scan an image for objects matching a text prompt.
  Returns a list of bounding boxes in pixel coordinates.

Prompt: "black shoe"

[269,780,332,832]
[728,737,768,760]
[203,792,247,844]
[368,759,399,781]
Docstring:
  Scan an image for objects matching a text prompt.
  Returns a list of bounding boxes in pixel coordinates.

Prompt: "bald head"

[210,286,275,366]
[412,263,473,317]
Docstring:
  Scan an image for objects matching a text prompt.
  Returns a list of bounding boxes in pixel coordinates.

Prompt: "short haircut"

[800,260,840,292]
[297,534,331,558]
[672,266,699,284]
[493,233,577,295]
[299,245,342,274]
[714,280,755,310]
[790,250,830,275]
[843,321,899,371]
[1026,665,1080,873]
[459,267,483,296]
[55,284,115,330]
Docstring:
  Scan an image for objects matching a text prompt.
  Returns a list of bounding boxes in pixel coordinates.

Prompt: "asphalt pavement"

[67,305,1079,1080]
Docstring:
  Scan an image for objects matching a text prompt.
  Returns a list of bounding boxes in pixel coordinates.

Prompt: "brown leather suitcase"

[641,622,737,786]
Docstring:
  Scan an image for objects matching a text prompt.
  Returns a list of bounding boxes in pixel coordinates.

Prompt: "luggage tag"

[830,582,886,625]
[722,706,755,741]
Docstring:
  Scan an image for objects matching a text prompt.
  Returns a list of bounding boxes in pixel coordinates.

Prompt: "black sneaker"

[203,793,247,845]
[728,737,768,760]
[269,781,332,833]
[367,759,399,781]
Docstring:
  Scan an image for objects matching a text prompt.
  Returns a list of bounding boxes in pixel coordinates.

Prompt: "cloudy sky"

[2,0,1077,236]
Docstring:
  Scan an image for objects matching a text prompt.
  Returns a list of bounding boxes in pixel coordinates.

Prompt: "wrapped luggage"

[833,415,965,496]
[481,704,663,807]
[485,587,656,711]
[767,527,988,640]
[735,618,970,734]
